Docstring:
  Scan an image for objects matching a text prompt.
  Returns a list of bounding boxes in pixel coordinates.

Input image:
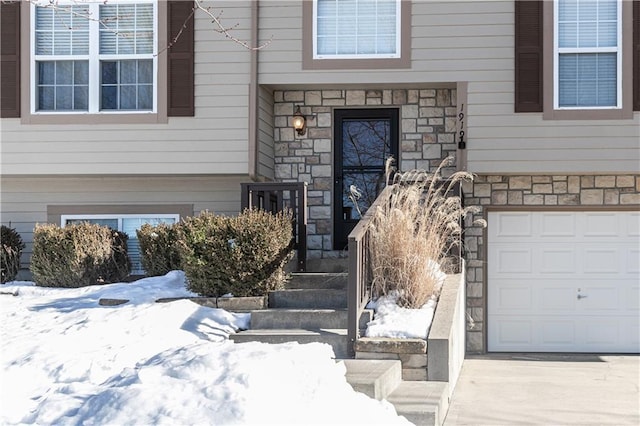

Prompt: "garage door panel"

[627,322,640,346]
[490,315,638,352]
[495,320,533,345]
[627,213,640,236]
[541,321,575,345]
[491,212,533,238]
[628,248,640,273]
[582,212,621,237]
[583,248,620,273]
[626,287,639,310]
[488,211,639,353]
[584,320,619,346]
[490,279,576,313]
[494,248,532,273]
[540,212,576,237]
[493,286,532,311]
[577,286,620,311]
[539,287,576,311]
[540,248,575,273]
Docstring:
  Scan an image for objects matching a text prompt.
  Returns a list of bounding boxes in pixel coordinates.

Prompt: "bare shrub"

[368,157,483,308]
[1,225,25,283]
[30,223,130,287]
[137,222,183,277]
[178,209,294,297]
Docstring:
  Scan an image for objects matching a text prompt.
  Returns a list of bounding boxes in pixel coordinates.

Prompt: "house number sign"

[455,82,468,171]
[457,103,466,150]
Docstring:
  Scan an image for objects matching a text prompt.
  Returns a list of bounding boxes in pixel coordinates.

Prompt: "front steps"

[342,359,449,426]
[230,263,449,425]
[229,270,360,359]
[251,308,371,329]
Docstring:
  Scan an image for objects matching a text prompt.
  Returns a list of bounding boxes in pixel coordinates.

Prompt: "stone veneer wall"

[273,88,457,258]
[462,174,640,353]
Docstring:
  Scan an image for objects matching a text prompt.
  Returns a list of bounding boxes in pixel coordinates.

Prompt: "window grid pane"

[101,60,153,111]
[556,0,619,108]
[99,3,154,55]
[316,0,398,57]
[37,60,89,111]
[558,53,617,107]
[558,0,618,49]
[35,5,89,56]
[33,2,156,114]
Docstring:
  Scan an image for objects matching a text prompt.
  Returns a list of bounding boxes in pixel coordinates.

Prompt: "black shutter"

[514,1,543,113]
[167,1,195,117]
[633,0,639,111]
[1,1,21,118]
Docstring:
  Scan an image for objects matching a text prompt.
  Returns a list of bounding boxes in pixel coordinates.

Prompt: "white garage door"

[488,211,640,353]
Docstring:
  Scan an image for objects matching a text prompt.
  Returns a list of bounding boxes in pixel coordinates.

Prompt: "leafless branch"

[6,0,272,52]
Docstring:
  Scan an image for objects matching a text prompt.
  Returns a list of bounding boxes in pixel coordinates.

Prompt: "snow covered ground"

[0,271,422,425]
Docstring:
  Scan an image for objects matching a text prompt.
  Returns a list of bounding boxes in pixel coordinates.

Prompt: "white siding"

[257,86,275,180]
[256,0,640,175]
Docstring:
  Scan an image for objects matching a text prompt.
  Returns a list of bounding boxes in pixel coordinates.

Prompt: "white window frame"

[312,0,401,60]
[61,214,179,231]
[30,0,158,115]
[61,213,179,274]
[553,0,622,110]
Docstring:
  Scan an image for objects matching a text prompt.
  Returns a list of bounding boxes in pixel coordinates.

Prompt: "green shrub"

[179,209,294,297]
[137,222,182,277]
[30,222,131,287]
[1,225,25,283]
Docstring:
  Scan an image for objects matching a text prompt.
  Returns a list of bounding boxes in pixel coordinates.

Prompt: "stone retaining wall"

[354,337,429,381]
[354,271,466,383]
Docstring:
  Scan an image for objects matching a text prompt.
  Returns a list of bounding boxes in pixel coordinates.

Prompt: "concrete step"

[229,328,349,358]
[268,289,347,309]
[250,308,372,330]
[386,381,449,426]
[285,272,348,290]
[341,359,402,401]
[306,258,349,273]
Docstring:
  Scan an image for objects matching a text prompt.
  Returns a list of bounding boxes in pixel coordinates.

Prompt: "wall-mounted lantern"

[292,105,306,136]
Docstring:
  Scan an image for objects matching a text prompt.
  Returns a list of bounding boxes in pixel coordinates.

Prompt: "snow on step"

[250,308,372,330]
[386,381,449,426]
[341,359,402,401]
[229,328,349,359]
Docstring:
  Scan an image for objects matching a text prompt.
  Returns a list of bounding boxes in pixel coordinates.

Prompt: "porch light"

[292,105,306,136]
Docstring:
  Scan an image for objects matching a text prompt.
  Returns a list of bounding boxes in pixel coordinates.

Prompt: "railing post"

[296,182,307,272]
[240,183,249,210]
[347,235,360,358]
[240,181,308,272]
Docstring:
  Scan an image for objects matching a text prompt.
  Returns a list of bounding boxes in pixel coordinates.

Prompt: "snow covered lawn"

[0,272,411,425]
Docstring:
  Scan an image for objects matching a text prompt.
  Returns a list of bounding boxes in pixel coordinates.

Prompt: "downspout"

[248,0,260,181]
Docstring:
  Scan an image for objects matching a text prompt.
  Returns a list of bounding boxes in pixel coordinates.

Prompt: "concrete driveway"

[444,354,640,426]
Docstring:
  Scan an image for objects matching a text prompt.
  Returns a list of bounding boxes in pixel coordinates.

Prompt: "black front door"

[333,108,399,250]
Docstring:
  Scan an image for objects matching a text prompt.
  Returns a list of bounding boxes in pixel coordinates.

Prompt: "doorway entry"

[333,108,399,250]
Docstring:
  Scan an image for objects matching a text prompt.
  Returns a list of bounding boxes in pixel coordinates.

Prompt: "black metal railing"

[241,182,308,272]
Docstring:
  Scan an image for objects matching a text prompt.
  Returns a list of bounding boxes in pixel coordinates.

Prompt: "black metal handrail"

[241,182,308,272]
